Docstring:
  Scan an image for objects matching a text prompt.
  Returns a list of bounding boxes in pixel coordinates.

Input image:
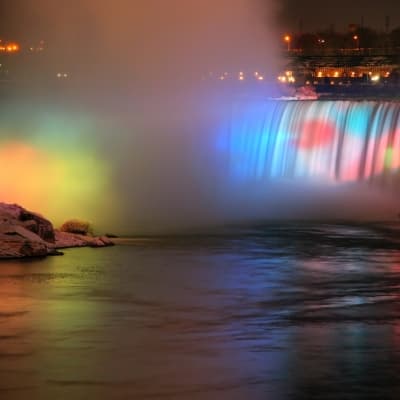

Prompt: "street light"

[353,35,359,50]
[284,35,291,51]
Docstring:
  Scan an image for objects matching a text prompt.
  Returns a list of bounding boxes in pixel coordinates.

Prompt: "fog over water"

[1,0,399,234]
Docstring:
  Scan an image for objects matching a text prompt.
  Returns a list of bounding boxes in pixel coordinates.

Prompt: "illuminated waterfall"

[218,100,400,184]
[1,99,399,231]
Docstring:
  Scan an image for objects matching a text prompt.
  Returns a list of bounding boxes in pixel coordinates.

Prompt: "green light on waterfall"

[384,147,393,169]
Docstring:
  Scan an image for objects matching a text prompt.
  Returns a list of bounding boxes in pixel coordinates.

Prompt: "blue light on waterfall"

[218,100,400,184]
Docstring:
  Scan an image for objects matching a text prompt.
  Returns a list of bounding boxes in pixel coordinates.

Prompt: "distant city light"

[0,42,20,53]
[284,34,291,51]
[6,43,19,52]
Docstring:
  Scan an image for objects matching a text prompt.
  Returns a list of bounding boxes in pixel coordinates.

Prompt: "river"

[1,222,400,399]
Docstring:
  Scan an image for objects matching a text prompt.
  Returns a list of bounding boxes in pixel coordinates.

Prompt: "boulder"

[19,210,55,242]
[0,203,55,242]
[0,203,113,259]
[0,219,51,258]
[54,230,114,249]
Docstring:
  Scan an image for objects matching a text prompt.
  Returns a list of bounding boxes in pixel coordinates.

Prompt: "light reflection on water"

[1,223,400,399]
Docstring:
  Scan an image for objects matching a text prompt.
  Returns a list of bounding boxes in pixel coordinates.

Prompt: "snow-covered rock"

[0,203,113,259]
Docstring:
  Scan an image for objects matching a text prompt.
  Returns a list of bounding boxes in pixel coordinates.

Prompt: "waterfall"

[218,100,400,184]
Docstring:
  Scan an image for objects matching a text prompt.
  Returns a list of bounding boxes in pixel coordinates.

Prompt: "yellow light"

[371,75,380,82]
[317,71,323,78]
[284,35,291,42]
[5,42,20,52]
[334,71,339,78]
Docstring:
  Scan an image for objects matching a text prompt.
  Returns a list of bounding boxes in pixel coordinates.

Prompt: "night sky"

[0,0,399,40]
[280,0,400,32]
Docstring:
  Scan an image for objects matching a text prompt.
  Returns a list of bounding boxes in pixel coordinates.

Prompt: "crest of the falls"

[217,100,400,184]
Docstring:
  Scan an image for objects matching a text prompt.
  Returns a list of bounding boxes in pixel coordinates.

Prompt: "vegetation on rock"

[60,219,93,236]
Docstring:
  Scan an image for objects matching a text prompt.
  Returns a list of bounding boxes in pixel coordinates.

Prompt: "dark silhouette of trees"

[356,27,379,48]
[287,26,400,52]
[391,28,400,47]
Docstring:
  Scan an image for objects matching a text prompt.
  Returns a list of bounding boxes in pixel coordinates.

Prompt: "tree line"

[288,27,400,51]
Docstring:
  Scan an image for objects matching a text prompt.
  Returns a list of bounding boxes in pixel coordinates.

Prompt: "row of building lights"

[315,70,390,79]
[278,71,296,83]
[0,42,20,53]
[283,34,361,50]
[216,71,265,81]
[0,40,46,53]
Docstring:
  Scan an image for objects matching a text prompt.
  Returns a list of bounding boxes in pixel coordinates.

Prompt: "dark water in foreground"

[1,223,400,400]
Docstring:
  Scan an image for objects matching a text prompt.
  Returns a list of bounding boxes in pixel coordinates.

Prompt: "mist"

[14,0,279,91]
[0,0,282,233]
[1,0,399,234]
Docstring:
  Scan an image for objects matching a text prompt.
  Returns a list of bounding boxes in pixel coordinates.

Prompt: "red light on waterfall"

[296,120,336,149]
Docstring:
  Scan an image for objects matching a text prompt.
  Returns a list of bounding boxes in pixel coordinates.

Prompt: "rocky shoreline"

[0,203,113,259]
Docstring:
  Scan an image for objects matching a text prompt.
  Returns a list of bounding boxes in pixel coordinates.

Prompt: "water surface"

[1,223,400,399]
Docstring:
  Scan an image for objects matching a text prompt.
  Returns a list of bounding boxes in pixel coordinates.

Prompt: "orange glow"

[3,42,20,52]
[284,35,291,42]
[0,142,60,211]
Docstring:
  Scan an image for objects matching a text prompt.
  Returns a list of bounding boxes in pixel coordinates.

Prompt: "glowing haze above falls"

[1,2,399,232]
[0,109,116,230]
[1,99,400,233]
